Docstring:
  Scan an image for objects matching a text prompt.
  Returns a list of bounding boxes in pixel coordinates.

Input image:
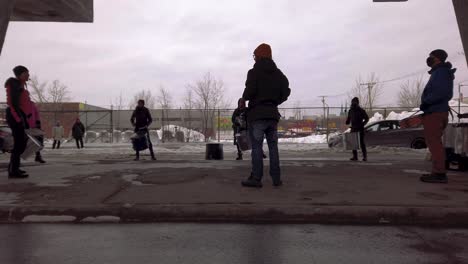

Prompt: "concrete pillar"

[453,0,468,67]
[0,0,15,56]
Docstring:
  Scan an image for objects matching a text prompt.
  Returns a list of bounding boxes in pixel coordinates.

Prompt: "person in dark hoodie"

[130,99,156,161]
[72,118,85,149]
[346,97,369,161]
[232,98,248,160]
[5,66,31,178]
[420,49,456,184]
[241,43,291,188]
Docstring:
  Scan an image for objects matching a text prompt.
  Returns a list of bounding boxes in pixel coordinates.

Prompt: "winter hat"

[254,43,272,59]
[430,49,448,62]
[13,65,29,77]
[351,97,359,104]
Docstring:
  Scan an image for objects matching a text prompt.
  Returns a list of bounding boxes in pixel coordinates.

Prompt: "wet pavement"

[0,224,467,264]
[1,143,468,225]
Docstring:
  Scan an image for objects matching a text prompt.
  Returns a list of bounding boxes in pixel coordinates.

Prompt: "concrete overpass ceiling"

[10,0,93,23]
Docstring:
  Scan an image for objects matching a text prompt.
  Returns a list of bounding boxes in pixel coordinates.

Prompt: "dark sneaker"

[151,157,157,161]
[350,157,358,161]
[35,157,46,164]
[420,173,448,184]
[241,178,263,188]
[273,180,283,187]
[134,158,140,161]
[236,156,243,161]
[362,157,367,162]
[263,153,267,159]
[9,172,29,178]
[19,169,26,174]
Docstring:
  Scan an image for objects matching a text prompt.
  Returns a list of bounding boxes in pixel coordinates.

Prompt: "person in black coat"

[5,66,30,178]
[72,118,85,149]
[232,98,248,160]
[241,43,291,188]
[130,99,156,161]
[346,97,369,161]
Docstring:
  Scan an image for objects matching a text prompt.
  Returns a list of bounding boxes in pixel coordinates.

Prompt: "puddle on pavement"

[0,192,20,205]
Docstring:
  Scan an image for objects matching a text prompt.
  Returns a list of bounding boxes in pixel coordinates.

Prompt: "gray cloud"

[1,0,466,108]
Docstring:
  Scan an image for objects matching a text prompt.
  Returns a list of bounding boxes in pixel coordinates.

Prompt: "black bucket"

[205,143,224,160]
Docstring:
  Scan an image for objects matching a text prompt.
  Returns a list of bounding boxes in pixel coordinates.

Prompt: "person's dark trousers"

[351,129,367,159]
[35,136,45,162]
[236,143,242,156]
[7,115,27,175]
[135,131,155,160]
[249,119,281,183]
[76,138,84,149]
[53,140,61,149]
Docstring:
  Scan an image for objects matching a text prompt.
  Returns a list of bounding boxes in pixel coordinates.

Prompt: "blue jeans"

[249,119,280,182]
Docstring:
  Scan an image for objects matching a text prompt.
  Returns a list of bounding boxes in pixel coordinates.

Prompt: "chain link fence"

[2,105,467,144]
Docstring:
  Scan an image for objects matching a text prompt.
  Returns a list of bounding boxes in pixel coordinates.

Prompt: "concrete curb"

[2,205,468,226]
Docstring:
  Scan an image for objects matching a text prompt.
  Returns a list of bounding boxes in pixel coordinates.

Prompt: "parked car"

[328,120,426,149]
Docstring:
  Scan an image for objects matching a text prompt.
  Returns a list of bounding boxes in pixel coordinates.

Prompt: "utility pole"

[319,96,327,131]
[359,82,377,112]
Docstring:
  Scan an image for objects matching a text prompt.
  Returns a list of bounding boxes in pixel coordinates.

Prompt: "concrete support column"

[453,0,468,67]
[0,0,15,56]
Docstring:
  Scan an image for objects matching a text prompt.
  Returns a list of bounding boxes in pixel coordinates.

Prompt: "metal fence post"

[326,107,330,143]
[217,109,221,142]
[110,106,114,143]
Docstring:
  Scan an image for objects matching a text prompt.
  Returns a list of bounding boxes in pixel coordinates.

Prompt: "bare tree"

[182,88,195,142]
[111,92,126,130]
[129,89,156,110]
[156,86,173,142]
[29,76,71,103]
[293,101,303,120]
[349,73,383,111]
[188,72,227,142]
[397,76,425,108]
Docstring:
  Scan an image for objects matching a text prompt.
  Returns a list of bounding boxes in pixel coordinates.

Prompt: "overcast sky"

[0,0,467,109]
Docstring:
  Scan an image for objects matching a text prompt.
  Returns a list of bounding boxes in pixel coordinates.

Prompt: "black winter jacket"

[242,58,291,123]
[131,106,153,132]
[346,106,369,131]
[72,122,85,139]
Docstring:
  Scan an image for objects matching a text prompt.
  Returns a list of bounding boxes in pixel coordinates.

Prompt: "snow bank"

[157,125,205,142]
[279,134,328,144]
[279,133,341,144]
[368,112,384,123]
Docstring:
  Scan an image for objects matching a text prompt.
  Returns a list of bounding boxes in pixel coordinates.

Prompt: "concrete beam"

[453,0,468,67]
[10,0,93,23]
[0,0,15,56]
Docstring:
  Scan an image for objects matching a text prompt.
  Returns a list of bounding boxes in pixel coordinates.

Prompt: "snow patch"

[368,112,384,124]
[0,192,19,205]
[122,174,152,186]
[279,134,328,144]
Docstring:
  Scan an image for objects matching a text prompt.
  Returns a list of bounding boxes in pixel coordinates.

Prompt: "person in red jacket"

[5,66,32,178]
